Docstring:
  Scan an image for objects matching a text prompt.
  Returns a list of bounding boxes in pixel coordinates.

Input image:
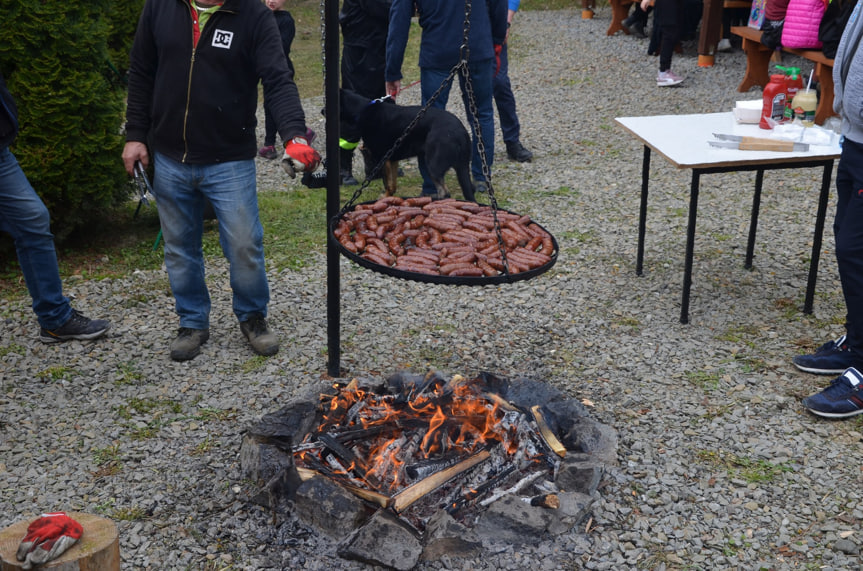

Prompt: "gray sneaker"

[170,327,210,361]
[240,315,279,356]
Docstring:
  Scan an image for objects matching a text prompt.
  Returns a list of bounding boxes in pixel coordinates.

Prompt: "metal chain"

[318,0,326,98]
[460,0,509,274]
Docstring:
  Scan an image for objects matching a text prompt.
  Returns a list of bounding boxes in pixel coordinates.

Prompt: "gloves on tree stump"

[16,512,83,569]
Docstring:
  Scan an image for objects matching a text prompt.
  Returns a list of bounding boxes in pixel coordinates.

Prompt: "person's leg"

[0,147,71,329]
[656,0,681,73]
[152,152,211,330]
[835,139,863,347]
[493,43,519,145]
[419,67,453,195]
[459,60,495,183]
[198,159,269,323]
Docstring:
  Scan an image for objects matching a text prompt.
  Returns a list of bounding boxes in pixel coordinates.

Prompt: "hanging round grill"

[329,196,558,286]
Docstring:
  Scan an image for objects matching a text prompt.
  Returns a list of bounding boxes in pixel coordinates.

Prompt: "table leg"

[681,170,702,324]
[636,145,651,276]
[745,168,765,269]
[804,160,834,314]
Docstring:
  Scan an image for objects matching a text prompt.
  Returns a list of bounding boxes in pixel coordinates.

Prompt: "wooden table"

[616,112,841,323]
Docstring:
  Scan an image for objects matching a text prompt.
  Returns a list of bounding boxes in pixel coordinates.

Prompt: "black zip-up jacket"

[125,0,306,164]
[0,73,19,150]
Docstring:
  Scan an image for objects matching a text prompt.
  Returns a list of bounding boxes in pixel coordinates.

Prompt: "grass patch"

[37,366,77,382]
[684,370,723,391]
[696,450,793,484]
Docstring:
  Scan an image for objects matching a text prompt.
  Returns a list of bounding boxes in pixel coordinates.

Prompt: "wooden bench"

[730,25,837,125]
[607,0,636,36]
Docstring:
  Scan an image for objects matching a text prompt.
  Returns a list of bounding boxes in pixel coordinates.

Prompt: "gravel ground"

[2,7,863,570]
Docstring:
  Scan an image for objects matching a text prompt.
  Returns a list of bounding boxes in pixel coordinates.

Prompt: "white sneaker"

[717,38,732,52]
[657,70,684,87]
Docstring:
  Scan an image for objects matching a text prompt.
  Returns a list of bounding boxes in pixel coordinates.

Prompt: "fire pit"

[240,371,617,569]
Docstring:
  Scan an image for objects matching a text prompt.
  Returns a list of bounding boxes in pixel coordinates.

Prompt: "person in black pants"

[493,0,533,163]
[303,0,392,188]
[797,8,863,418]
[644,0,685,86]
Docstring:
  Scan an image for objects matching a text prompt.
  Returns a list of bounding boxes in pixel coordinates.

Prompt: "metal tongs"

[132,160,154,217]
[709,133,809,152]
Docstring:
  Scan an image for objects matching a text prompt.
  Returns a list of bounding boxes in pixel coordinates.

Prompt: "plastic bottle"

[791,88,818,126]
[777,66,803,121]
[760,74,788,129]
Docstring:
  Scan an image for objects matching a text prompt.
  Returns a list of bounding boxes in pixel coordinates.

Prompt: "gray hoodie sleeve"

[834,0,863,142]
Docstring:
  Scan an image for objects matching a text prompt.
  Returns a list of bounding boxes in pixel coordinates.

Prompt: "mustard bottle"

[791,88,818,127]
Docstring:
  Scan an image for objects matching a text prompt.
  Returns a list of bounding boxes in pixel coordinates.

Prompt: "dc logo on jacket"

[212,30,234,49]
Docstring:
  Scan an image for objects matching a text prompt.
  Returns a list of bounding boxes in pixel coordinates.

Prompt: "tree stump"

[0,513,120,571]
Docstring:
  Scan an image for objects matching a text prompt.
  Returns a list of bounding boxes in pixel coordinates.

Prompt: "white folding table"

[616,112,842,323]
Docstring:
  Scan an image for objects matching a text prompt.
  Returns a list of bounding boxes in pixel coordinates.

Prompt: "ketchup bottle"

[760,74,787,130]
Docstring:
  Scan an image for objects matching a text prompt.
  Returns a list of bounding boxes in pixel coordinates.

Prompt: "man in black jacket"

[0,73,111,343]
[122,0,320,362]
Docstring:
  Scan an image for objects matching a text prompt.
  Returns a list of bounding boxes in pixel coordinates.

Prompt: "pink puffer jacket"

[780,0,828,48]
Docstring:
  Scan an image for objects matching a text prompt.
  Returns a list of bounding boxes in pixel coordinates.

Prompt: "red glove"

[16,512,83,569]
[282,137,322,178]
[494,44,503,77]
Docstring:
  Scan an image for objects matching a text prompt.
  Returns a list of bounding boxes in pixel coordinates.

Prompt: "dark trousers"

[655,0,683,72]
[341,44,386,144]
[835,138,863,346]
[492,42,520,145]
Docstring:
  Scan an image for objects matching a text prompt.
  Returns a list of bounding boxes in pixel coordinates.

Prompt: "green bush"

[0,0,132,242]
[107,0,146,82]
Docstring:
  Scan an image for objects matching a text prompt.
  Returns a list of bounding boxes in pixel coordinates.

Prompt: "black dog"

[340,88,475,202]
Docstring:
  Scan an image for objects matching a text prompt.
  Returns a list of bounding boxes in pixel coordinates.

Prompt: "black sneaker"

[240,315,279,356]
[506,141,533,163]
[170,327,210,361]
[792,335,863,375]
[802,367,863,418]
[40,309,111,343]
[340,170,359,186]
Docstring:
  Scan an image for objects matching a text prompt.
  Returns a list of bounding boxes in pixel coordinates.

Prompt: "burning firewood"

[392,450,491,512]
[531,405,567,458]
[527,493,560,509]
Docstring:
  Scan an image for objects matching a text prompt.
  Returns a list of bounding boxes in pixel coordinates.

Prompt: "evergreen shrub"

[0,0,132,242]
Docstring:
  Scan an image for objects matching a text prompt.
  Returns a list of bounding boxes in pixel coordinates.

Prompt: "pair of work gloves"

[16,512,82,569]
[282,136,321,178]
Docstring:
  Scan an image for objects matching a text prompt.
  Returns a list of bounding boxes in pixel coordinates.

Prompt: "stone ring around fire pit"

[240,371,618,570]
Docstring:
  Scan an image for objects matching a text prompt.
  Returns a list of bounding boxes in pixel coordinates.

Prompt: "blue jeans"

[419,60,495,194]
[492,42,521,145]
[153,153,269,329]
[0,147,71,329]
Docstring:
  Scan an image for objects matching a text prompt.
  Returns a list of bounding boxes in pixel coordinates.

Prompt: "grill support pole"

[325,0,341,377]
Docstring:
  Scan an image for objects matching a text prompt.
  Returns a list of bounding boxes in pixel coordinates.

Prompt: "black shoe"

[170,327,209,361]
[340,170,359,186]
[506,141,533,163]
[630,21,647,38]
[240,315,279,356]
[302,170,328,189]
[40,309,111,343]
